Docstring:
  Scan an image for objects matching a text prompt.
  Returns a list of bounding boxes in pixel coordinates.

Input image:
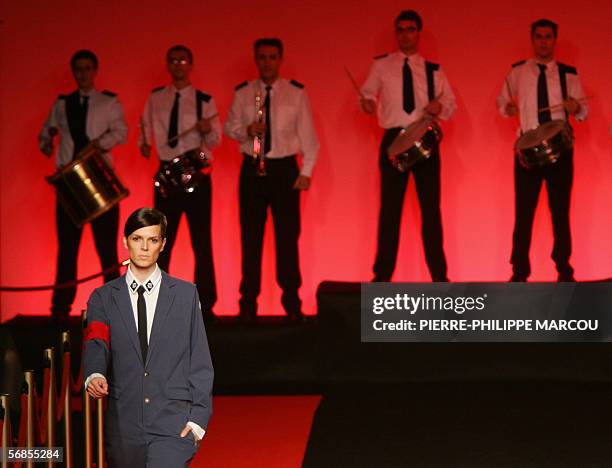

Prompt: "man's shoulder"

[56,90,77,102]
[282,78,306,96]
[511,59,528,69]
[557,62,578,75]
[373,52,390,61]
[234,80,250,92]
[196,89,212,103]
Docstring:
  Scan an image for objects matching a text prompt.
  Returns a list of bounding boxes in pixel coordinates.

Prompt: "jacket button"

[144,397,150,404]
[144,372,149,377]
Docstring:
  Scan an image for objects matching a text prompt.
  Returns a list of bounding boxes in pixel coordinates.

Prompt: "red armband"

[84,321,110,347]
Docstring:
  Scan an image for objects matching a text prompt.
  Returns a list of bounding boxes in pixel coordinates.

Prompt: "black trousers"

[52,199,119,317]
[373,128,448,282]
[154,172,217,314]
[238,155,302,316]
[511,149,574,278]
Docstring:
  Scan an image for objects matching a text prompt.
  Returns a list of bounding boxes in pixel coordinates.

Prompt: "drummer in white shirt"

[360,10,456,283]
[39,49,128,321]
[497,18,588,282]
[138,45,221,321]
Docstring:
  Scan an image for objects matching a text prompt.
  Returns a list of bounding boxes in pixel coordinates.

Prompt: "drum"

[154,149,210,197]
[387,118,442,172]
[46,146,129,227]
[515,120,574,170]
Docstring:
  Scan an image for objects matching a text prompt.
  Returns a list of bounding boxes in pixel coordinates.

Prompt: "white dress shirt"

[138,84,221,161]
[361,51,457,129]
[497,58,588,133]
[85,265,205,440]
[39,88,128,168]
[224,78,320,177]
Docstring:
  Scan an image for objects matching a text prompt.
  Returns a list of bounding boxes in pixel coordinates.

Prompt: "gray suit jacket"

[83,271,213,443]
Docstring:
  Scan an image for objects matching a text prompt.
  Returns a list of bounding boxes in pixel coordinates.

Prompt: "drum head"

[515,120,566,149]
[387,119,433,157]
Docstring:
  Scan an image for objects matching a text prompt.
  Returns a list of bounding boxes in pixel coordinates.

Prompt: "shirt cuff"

[84,373,106,389]
[187,421,206,441]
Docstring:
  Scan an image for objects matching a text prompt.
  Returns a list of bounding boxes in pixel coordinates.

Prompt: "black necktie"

[137,286,148,364]
[264,85,272,154]
[402,58,415,114]
[537,64,551,124]
[72,95,90,157]
[168,92,180,148]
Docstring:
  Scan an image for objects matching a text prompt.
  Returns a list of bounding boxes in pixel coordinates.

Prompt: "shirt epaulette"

[289,79,304,89]
[425,61,440,71]
[196,90,211,103]
[151,85,165,93]
[512,60,527,68]
[374,53,389,60]
[557,62,577,74]
[58,94,68,100]
[234,81,248,91]
[102,90,117,97]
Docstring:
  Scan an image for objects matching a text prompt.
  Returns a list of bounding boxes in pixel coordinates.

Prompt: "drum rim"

[45,147,107,182]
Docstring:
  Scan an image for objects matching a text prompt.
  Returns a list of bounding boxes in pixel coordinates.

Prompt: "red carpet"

[193,396,321,467]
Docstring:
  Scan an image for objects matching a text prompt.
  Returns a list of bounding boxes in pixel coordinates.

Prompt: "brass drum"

[387,119,442,172]
[515,120,574,170]
[46,146,129,227]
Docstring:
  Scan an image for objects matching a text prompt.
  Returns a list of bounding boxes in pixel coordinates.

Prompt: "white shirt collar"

[170,83,193,97]
[126,264,162,295]
[396,51,422,63]
[530,58,557,71]
[79,88,95,98]
[256,78,280,92]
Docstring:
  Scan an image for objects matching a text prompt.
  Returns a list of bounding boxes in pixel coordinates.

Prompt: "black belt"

[242,154,296,164]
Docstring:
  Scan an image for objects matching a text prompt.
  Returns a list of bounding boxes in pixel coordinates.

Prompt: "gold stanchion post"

[24,370,35,468]
[43,348,56,462]
[82,309,93,468]
[96,399,104,468]
[61,332,72,468]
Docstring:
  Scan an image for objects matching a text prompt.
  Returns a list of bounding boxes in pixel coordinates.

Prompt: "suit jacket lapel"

[111,278,143,363]
[146,272,176,367]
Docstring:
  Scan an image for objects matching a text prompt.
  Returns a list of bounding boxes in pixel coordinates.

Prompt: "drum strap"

[558,65,570,119]
[425,62,439,102]
[196,90,212,121]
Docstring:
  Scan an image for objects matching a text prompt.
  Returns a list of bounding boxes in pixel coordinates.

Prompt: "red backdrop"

[1,0,611,320]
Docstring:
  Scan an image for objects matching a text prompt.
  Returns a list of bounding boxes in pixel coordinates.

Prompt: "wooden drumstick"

[344,66,365,99]
[538,96,592,114]
[165,113,219,147]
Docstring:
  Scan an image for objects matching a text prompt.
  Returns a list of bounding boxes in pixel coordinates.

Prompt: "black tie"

[402,58,415,114]
[264,85,272,154]
[168,92,180,148]
[72,95,90,157]
[137,286,148,364]
[537,64,551,124]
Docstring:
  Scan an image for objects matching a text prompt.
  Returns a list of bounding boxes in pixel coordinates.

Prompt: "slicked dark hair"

[71,49,98,70]
[124,208,167,238]
[254,38,284,57]
[531,19,558,38]
[166,44,193,64]
[395,10,423,31]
